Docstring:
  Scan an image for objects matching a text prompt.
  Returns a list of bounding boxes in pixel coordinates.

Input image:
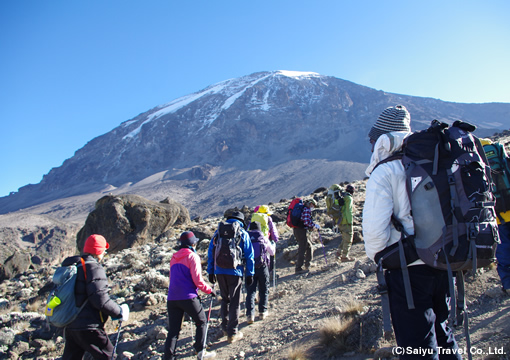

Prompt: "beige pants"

[338,224,353,257]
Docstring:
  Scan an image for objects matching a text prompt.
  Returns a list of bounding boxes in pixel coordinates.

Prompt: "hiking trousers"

[496,222,510,290]
[217,274,242,336]
[164,297,206,360]
[62,327,114,360]
[293,227,312,270]
[338,223,353,256]
[386,265,461,360]
[245,264,270,317]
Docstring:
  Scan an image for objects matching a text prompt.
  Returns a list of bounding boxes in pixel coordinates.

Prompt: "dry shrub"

[319,316,356,354]
[343,296,365,316]
[25,298,43,313]
[287,343,309,360]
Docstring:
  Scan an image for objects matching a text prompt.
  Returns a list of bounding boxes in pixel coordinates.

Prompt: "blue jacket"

[207,219,255,277]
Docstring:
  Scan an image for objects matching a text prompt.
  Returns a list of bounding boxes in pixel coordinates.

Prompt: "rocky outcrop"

[0,213,79,282]
[76,194,190,253]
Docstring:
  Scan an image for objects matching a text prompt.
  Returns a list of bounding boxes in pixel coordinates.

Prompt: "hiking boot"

[259,312,268,320]
[197,349,217,359]
[340,256,355,262]
[247,315,255,324]
[227,331,243,344]
[295,268,309,275]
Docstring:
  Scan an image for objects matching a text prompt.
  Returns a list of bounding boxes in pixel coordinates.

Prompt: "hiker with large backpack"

[164,231,217,360]
[60,234,130,360]
[362,105,463,359]
[481,138,510,293]
[207,211,254,344]
[245,221,275,324]
[336,184,356,262]
[291,198,320,274]
[325,184,343,231]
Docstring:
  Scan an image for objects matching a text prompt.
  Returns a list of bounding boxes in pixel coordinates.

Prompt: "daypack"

[251,212,270,238]
[248,229,268,268]
[373,120,499,352]
[483,141,510,219]
[325,185,345,223]
[214,221,243,269]
[286,198,304,228]
[45,257,90,328]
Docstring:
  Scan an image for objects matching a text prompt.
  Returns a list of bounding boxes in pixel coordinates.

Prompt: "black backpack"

[214,221,243,269]
[375,120,498,272]
[374,121,499,351]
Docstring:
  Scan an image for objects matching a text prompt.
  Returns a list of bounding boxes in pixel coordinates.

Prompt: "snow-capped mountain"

[2,71,510,219]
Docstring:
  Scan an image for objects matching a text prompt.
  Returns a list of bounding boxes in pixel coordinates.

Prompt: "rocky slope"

[1,180,510,360]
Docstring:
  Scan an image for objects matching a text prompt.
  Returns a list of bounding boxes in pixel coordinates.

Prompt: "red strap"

[80,257,87,281]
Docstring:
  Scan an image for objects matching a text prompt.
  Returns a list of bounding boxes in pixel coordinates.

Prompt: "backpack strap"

[372,152,403,173]
[80,257,87,281]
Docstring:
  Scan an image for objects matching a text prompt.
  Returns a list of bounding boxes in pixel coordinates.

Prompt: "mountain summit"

[2,71,510,218]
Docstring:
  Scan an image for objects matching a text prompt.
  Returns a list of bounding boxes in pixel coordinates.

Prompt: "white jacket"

[362,131,418,263]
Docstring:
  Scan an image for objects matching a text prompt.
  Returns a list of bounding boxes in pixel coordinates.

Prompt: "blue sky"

[1,0,509,198]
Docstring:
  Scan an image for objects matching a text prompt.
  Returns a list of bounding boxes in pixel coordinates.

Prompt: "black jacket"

[63,254,122,330]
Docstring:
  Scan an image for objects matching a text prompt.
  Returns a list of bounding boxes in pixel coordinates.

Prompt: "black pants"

[164,297,206,360]
[63,327,114,360]
[293,227,312,270]
[386,265,461,360]
[245,265,270,316]
[217,273,242,336]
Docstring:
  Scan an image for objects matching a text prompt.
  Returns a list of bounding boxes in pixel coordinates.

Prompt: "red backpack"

[286,198,304,228]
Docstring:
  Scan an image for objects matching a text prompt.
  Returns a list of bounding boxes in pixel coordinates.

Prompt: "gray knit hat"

[368,105,411,142]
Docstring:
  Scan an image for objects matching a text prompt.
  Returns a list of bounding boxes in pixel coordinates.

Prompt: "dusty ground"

[138,234,510,360]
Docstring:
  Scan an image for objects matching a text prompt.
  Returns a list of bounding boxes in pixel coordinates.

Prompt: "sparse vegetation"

[318,316,356,355]
[287,343,310,360]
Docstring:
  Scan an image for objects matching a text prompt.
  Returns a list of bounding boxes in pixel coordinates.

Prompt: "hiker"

[164,231,217,360]
[325,184,342,232]
[207,211,255,344]
[481,138,510,293]
[62,234,130,360]
[362,105,462,359]
[336,184,356,262]
[250,205,279,283]
[294,199,320,274]
[245,221,276,323]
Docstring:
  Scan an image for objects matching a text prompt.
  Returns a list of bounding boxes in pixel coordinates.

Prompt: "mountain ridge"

[2,70,510,220]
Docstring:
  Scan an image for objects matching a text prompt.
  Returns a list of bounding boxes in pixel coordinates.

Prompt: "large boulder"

[76,194,190,253]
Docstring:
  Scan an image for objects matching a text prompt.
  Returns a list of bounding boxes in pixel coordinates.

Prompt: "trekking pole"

[272,255,276,289]
[317,229,328,265]
[201,286,215,360]
[112,319,123,359]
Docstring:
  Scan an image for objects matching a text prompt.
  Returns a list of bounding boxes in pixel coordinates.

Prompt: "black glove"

[208,274,216,284]
[246,276,253,286]
[210,289,217,297]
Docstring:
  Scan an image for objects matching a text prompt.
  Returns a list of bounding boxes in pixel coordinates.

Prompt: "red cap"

[83,234,110,255]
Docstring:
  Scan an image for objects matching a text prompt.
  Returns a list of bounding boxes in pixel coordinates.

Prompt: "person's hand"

[210,289,217,297]
[209,274,216,284]
[314,224,321,230]
[246,276,254,286]
[120,304,130,321]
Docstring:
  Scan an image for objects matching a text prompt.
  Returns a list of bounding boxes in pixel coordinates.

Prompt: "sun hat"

[83,234,110,255]
[179,231,199,246]
[257,205,273,215]
[368,105,411,143]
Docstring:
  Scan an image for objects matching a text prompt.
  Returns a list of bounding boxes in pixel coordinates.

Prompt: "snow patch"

[276,70,321,78]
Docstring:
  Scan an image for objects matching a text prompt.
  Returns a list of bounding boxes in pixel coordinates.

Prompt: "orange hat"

[83,234,110,255]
